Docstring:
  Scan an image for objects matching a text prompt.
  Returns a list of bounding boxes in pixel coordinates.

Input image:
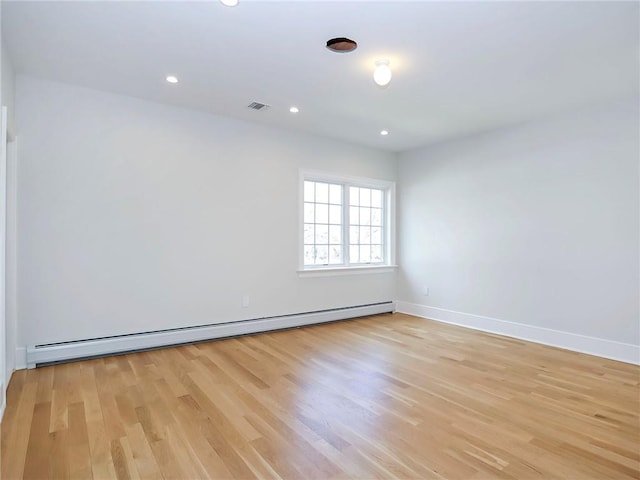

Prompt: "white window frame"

[298,170,397,277]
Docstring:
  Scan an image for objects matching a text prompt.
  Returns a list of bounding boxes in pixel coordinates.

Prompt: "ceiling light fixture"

[220,0,239,6]
[289,106,299,113]
[326,37,358,53]
[373,60,392,87]
[166,75,178,84]
[380,130,389,136]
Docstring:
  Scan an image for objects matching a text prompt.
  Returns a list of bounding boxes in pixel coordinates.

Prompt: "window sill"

[297,265,398,278]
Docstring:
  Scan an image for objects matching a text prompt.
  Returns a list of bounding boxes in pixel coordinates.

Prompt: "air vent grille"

[247,101,271,111]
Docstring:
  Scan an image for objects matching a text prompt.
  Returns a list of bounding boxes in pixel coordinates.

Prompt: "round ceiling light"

[220,0,239,6]
[166,75,179,84]
[373,60,392,87]
[326,37,358,53]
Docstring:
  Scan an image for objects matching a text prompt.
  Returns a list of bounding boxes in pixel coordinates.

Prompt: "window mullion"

[344,183,350,266]
[383,189,387,263]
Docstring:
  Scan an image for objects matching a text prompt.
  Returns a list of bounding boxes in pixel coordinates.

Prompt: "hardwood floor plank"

[110,438,133,480]
[123,422,163,480]
[50,429,70,480]
[23,401,53,479]
[49,364,69,433]
[153,379,234,479]
[86,419,117,479]
[1,373,37,479]
[68,402,93,480]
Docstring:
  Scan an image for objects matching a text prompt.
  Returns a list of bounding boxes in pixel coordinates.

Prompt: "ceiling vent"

[247,101,271,111]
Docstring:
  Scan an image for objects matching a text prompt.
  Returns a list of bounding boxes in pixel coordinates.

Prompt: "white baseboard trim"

[396,301,640,365]
[25,302,395,368]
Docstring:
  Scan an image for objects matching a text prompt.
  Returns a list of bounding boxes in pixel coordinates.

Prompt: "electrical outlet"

[423,286,429,296]
[241,294,250,308]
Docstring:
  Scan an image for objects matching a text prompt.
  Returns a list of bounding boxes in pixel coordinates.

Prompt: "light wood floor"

[1,313,639,479]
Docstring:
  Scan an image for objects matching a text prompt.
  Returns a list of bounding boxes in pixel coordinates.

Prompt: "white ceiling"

[3,0,638,152]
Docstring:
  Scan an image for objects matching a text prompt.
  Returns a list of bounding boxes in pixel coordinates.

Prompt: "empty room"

[0,0,638,478]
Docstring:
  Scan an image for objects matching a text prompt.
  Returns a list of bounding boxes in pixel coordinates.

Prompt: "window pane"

[329,246,342,264]
[304,203,314,223]
[349,226,359,245]
[316,204,329,223]
[360,226,371,244]
[349,187,360,206]
[315,224,328,244]
[304,224,314,244]
[304,181,315,202]
[350,245,359,264]
[329,184,342,204]
[360,207,371,226]
[360,188,371,207]
[304,246,315,265]
[371,189,382,208]
[315,182,329,203]
[329,225,342,244]
[371,208,382,226]
[371,245,382,263]
[350,206,359,225]
[316,245,328,264]
[359,245,371,263]
[329,205,341,225]
[372,227,382,244]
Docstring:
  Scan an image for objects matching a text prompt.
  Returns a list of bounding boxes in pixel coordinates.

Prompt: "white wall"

[2,43,15,136]
[0,15,20,409]
[0,4,4,414]
[5,137,16,373]
[15,75,397,347]
[2,57,16,384]
[397,99,639,351]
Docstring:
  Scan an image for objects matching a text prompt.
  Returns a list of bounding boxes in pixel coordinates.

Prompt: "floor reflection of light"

[286,345,400,442]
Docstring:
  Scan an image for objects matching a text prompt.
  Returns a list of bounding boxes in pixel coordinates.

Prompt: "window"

[303,181,344,266]
[301,172,395,273]
[348,186,384,264]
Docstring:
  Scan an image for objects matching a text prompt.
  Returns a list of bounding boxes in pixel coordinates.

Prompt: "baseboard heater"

[26,301,395,368]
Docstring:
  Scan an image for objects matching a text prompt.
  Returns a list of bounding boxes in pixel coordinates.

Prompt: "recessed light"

[380,130,389,136]
[220,0,239,6]
[289,106,299,114]
[166,75,178,84]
